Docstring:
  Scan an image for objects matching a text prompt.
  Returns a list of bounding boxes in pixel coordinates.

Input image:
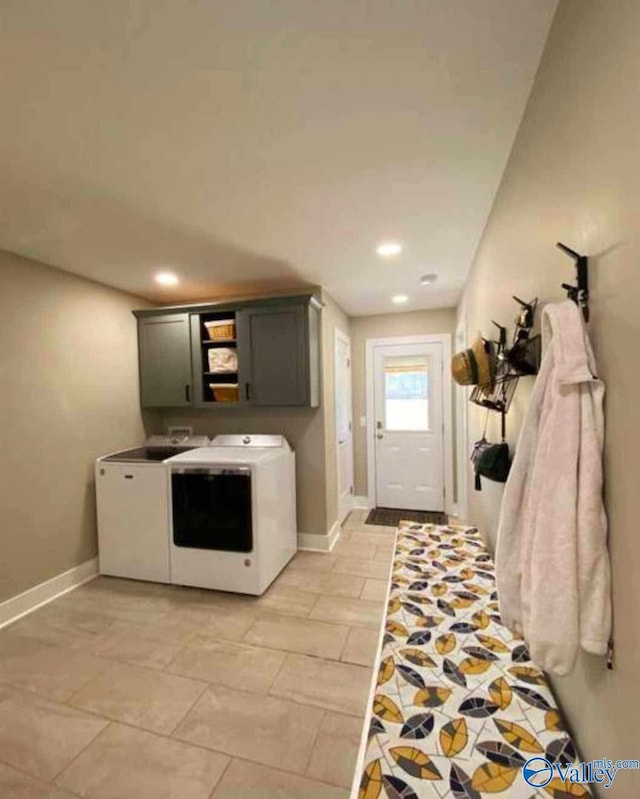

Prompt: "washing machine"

[95,433,209,582]
[168,435,297,595]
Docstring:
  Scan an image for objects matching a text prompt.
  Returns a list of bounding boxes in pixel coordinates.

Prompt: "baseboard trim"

[297,519,342,553]
[327,519,341,551]
[0,558,99,630]
[352,495,373,509]
[338,499,353,525]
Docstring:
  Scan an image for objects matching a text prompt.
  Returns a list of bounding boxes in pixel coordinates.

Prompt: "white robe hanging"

[496,300,611,676]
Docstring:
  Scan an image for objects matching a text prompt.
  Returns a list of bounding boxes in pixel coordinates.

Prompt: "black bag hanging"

[470,410,491,491]
[476,442,511,485]
[471,410,511,491]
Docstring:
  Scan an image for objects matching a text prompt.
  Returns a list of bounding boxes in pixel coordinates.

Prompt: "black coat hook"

[491,321,507,348]
[512,296,537,331]
[557,242,589,321]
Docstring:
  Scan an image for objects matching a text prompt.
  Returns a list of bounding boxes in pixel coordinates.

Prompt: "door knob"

[376,433,383,439]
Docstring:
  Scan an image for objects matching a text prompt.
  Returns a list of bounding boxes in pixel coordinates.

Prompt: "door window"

[383,356,430,431]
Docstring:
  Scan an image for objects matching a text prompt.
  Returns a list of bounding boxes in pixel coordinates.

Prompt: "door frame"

[334,328,354,522]
[365,334,454,514]
[453,314,469,521]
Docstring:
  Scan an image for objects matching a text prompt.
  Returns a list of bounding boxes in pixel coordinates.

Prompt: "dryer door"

[171,467,252,552]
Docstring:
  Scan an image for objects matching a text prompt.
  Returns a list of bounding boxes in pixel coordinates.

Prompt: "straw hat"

[451,337,495,388]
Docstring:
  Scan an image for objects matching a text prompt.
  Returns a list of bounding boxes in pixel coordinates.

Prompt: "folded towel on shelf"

[208,347,238,373]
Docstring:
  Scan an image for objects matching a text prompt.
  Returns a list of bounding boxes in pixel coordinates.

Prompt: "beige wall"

[162,290,350,539]
[0,250,157,604]
[350,308,456,497]
[458,1,640,791]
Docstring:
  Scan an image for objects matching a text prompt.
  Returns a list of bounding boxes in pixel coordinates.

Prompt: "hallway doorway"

[366,335,453,513]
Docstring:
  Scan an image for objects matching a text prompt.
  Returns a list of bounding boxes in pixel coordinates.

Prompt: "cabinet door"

[237,304,308,406]
[95,464,170,582]
[138,313,192,407]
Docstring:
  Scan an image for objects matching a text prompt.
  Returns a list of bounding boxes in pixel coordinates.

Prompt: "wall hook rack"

[557,241,589,321]
[469,296,542,440]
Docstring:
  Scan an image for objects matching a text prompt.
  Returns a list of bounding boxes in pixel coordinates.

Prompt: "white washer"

[95,434,209,582]
[168,435,297,595]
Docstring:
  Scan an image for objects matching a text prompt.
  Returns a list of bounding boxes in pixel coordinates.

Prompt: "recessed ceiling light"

[376,241,403,257]
[154,271,179,286]
[392,294,409,304]
[420,273,438,285]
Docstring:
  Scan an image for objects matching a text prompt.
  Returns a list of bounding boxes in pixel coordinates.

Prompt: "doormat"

[365,507,448,527]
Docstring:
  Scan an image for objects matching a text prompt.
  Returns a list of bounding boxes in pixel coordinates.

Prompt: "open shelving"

[197,311,240,404]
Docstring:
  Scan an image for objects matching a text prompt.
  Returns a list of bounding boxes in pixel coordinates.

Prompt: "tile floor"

[0,509,394,799]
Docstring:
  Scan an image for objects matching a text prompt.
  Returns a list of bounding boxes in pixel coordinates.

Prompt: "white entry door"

[335,331,354,519]
[373,341,445,511]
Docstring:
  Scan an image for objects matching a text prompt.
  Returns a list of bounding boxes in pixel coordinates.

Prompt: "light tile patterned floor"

[0,509,393,798]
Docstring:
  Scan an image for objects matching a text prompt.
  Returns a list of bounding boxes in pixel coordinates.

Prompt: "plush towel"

[496,300,611,676]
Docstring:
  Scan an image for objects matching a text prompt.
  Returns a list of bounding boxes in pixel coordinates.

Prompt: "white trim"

[441,334,454,516]
[454,314,469,521]
[0,558,99,630]
[297,520,341,552]
[365,333,454,514]
[334,328,355,523]
[352,495,373,509]
[338,496,354,524]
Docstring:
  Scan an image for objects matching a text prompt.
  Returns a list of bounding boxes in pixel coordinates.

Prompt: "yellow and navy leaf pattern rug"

[357,522,591,799]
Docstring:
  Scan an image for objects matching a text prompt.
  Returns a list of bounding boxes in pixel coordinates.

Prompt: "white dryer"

[168,435,297,595]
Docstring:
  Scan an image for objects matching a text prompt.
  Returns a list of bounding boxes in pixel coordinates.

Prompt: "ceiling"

[0,0,557,315]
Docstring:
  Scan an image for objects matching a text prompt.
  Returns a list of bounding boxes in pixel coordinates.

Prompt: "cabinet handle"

[185,384,191,402]
[124,474,134,479]
[245,383,251,401]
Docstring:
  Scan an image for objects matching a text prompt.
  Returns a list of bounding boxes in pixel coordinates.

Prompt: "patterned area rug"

[366,508,448,527]
[356,521,590,799]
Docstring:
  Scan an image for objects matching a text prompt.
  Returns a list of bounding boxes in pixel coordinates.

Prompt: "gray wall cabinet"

[238,305,307,406]
[138,313,192,408]
[134,294,321,409]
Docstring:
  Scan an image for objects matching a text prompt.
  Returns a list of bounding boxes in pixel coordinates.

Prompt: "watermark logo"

[522,757,554,788]
[523,756,640,791]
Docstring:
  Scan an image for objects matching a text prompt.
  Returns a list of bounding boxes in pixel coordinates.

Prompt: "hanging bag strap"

[481,408,490,441]
[471,409,492,491]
